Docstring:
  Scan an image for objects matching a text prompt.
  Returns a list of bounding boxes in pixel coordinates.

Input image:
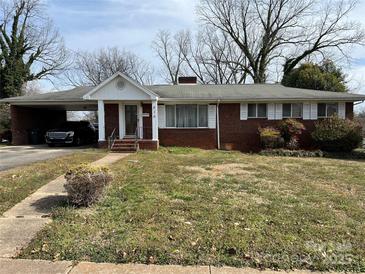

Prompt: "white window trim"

[317,103,339,118]
[282,103,303,119]
[248,103,268,119]
[164,104,210,129]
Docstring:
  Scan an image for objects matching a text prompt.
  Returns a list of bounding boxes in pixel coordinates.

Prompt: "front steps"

[111,138,138,153]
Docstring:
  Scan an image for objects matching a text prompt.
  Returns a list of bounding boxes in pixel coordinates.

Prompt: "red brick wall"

[159,129,217,149]
[219,104,274,152]
[11,105,66,145]
[105,104,119,138]
[218,102,355,152]
[138,140,159,150]
[142,104,152,139]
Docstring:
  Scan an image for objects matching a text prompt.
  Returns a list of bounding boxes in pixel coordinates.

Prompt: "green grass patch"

[0,149,106,215]
[19,148,365,271]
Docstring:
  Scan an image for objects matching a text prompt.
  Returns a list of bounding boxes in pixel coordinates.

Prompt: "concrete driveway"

[0,145,88,171]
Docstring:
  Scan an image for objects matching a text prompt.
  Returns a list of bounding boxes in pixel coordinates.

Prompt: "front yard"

[0,149,106,215]
[19,148,365,272]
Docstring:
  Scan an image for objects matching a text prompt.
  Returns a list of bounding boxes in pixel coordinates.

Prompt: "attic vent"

[116,79,125,90]
[178,76,197,85]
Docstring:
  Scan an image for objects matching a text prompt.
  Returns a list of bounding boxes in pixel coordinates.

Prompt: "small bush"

[64,164,113,207]
[258,127,284,149]
[260,149,324,158]
[279,119,306,150]
[312,116,363,152]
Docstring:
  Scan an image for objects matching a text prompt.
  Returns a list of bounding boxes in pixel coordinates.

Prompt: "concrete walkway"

[0,153,129,258]
[0,259,337,274]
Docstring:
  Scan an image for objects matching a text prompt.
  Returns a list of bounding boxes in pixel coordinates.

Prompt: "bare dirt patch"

[182,163,257,179]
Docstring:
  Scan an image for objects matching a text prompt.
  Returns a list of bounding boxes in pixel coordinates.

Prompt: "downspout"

[216,99,221,150]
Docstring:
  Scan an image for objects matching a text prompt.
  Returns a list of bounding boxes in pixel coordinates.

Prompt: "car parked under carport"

[0,87,97,146]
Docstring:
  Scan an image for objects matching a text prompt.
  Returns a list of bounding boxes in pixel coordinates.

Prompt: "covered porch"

[97,100,159,151]
[83,72,161,151]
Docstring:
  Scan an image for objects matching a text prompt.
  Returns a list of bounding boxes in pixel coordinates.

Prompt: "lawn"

[19,148,365,272]
[0,149,106,215]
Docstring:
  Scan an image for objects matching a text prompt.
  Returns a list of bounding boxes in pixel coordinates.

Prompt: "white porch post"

[138,103,143,139]
[152,100,158,141]
[98,100,105,141]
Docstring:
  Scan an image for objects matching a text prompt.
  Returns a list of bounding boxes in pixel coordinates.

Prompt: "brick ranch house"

[2,72,365,152]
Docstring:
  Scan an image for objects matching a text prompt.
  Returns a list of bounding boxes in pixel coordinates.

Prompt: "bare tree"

[65,47,153,86]
[179,28,249,84]
[198,0,365,83]
[152,30,186,85]
[153,28,249,84]
[0,0,67,98]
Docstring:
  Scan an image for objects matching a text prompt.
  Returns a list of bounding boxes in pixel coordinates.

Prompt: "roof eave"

[158,97,365,102]
[0,100,97,105]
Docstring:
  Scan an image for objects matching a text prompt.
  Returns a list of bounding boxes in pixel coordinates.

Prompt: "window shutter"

[303,103,311,120]
[158,105,166,128]
[240,103,248,120]
[310,103,318,120]
[267,103,275,120]
[275,103,283,120]
[338,102,346,119]
[208,105,217,129]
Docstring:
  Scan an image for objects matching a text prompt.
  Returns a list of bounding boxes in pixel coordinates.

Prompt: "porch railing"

[108,128,117,149]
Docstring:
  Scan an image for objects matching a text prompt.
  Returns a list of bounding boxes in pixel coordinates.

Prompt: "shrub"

[258,127,284,149]
[312,116,362,152]
[260,149,324,158]
[279,119,306,149]
[64,164,113,207]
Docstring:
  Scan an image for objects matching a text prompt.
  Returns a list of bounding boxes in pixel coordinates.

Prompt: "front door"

[125,105,138,136]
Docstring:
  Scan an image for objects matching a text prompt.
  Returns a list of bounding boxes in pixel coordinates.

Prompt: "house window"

[165,104,208,128]
[248,104,267,118]
[283,103,303,118]
[166,105,176,127]
[318,103,338,117]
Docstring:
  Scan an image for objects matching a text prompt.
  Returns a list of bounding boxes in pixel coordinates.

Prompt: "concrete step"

[111,148,137,153]
[114,140,136,144]
[112,143,136,148]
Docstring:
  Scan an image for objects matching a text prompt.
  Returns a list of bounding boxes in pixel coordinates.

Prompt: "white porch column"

[98,100,105,141]
[152,100,159,141]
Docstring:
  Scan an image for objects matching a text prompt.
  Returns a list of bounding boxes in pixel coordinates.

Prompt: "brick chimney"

[178,76,197,85]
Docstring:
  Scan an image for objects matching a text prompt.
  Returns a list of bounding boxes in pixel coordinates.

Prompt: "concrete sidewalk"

[0,153,128,258]
[0,259,336,274]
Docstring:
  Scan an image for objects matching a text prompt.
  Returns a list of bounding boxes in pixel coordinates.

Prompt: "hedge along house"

[2,72,365,152]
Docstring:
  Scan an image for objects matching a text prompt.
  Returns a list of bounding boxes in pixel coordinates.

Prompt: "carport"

[1,87,97,145]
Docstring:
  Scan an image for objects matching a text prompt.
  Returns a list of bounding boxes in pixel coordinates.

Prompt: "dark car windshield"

[59,121,90,129]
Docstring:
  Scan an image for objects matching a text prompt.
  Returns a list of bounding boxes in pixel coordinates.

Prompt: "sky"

[41,0,365,110]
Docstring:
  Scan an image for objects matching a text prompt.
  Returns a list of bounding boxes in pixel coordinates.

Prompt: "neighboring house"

[1,72,365,152]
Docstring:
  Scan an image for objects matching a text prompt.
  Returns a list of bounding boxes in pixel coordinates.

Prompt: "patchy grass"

[19,148,365,271]
[0,149,106,215]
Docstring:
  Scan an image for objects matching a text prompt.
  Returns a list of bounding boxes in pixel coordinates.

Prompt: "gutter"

[158,97,365,103]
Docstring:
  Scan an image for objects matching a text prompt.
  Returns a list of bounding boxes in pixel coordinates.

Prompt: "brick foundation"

[11,106,67,145]
[159,129,217,149]
[138,140,159,150]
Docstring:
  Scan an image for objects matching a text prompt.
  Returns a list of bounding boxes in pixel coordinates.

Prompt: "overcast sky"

[43,0,365,110]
